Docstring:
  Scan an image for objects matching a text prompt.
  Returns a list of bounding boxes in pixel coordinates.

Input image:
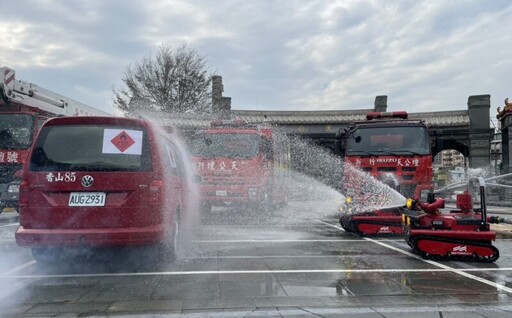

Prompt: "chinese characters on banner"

[0,151,19,163]
[195,160,240,171]
[355,157,420,167]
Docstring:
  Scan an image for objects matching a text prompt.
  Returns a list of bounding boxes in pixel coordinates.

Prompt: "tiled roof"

[232,109,371,124]
[234,109,470,128]
[408,111,470,127]
[143,109,470,128]
[142,111,212,128]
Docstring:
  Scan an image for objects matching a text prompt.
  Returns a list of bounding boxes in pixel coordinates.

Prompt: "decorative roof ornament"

[497,98,512,119]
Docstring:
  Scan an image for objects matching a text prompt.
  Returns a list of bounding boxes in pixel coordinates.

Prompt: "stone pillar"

[219,97,232,119]
[500,114,512,173]
[467,95,492,168]
[211,75,232,118]
[211,75,224,113]
[220,97,231,110]
[374,95,387,112]
[498,111,512,202]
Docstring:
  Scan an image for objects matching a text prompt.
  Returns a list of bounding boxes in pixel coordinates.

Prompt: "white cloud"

[0,0,511,114]
[135,0,235,47]
[273,1,512,112]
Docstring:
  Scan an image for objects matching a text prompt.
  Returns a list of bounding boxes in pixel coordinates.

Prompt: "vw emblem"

[81,175,94,188]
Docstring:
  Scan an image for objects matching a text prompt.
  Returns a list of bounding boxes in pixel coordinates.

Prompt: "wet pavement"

[0,202,512,317]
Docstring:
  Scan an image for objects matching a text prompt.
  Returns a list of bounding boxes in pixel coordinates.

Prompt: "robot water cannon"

[403,177,500,262]
[417,196,445,215]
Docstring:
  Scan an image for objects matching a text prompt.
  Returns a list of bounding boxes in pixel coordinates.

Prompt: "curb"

[0,209,19,224]
[491,223,512,234]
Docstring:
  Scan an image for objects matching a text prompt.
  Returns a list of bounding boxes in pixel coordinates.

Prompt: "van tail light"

[149,180,164,205]
[19,180,29,207]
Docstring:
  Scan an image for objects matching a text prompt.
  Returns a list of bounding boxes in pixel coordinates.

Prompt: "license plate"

[68,192,106,207]
[215,190,227,197]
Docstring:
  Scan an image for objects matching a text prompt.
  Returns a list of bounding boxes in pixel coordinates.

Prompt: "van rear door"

[21,118,162,229]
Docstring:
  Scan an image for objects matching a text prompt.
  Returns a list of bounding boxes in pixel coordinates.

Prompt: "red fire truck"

[190,119,289,215]
[0,67,110,212]
[336,111,434,235]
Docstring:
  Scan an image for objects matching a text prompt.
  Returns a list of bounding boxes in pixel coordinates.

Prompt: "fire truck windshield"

[190,133,260,159]
[0,114,34,150]
[346,126,430,156]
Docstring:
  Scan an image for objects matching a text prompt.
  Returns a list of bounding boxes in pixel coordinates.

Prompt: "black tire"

[340,216,355,233]
[156,211,180,263]
[172,217,180,258]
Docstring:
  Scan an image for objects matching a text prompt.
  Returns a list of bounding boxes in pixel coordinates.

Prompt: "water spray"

[435,171,512,194]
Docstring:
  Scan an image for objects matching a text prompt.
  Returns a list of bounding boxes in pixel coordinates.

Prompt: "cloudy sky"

[1,0,511,116]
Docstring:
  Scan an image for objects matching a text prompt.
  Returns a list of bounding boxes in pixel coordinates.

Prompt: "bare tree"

[113,44,212,114]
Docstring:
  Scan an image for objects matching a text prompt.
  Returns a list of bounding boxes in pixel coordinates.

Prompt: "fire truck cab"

[0,67,110,212]
[337,111,433,199]
[190,118,289,215]
[334,111,434,236]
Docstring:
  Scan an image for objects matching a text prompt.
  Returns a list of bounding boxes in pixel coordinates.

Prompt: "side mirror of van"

[334,130,345,154]
[13,169,23,180]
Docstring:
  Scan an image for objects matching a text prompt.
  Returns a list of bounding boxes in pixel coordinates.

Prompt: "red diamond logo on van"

[111,131,135,152]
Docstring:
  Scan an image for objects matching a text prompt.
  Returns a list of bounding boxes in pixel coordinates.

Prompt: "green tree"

[113,44,212,114]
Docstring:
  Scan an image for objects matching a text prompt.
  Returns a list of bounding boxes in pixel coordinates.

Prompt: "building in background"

[437,149,465,168]
[491,132,502,174]
[434,149,466,188]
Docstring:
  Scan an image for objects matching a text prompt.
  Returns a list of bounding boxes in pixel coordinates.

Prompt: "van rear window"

[29,125,152,172]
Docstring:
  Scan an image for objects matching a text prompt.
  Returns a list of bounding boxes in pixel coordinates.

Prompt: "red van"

[15,116,186,263]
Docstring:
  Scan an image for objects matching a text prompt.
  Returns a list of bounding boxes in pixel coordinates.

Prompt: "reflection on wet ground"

[1,201,512,316]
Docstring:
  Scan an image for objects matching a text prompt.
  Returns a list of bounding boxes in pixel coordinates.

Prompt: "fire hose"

[490,216,512,225]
